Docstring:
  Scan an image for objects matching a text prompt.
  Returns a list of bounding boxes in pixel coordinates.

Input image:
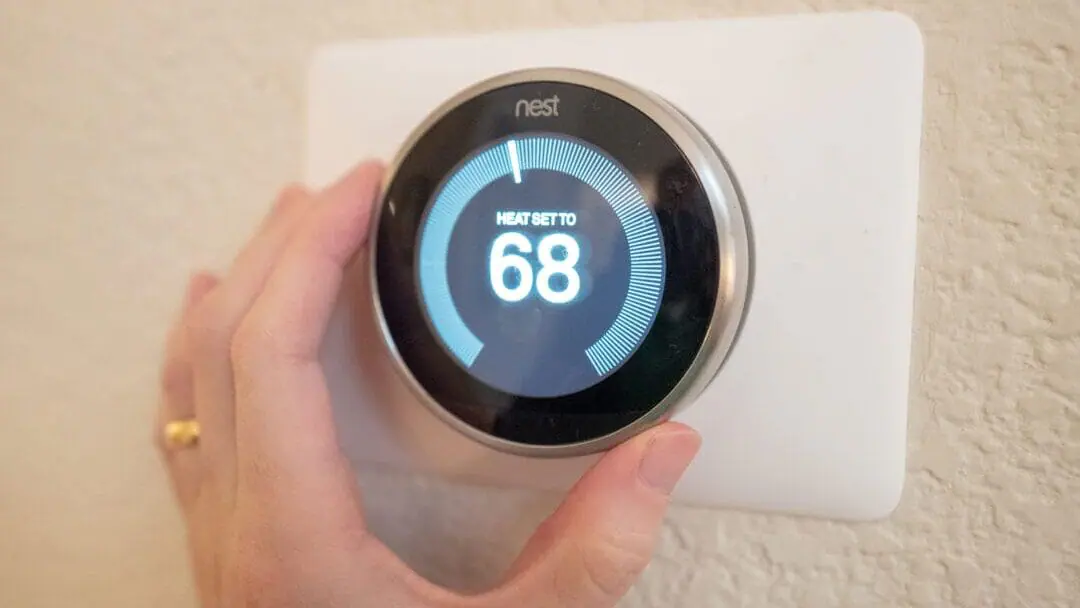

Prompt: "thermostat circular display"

[418,133,666,398]
[372,68,753,456]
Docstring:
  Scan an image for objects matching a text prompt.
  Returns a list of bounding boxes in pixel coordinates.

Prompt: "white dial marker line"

[507,139,522,184]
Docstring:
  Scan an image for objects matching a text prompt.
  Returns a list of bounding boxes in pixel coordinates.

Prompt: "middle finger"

[187,185,314,490]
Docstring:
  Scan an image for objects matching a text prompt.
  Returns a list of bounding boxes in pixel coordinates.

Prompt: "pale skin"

[156,160,702,607]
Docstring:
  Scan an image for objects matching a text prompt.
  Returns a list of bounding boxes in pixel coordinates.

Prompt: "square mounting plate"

[307,11,924,521]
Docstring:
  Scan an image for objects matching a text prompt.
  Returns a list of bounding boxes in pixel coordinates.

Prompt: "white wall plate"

[307,12,924,521]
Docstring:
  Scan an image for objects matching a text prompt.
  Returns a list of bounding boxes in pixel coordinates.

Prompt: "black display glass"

[375,80,720,446]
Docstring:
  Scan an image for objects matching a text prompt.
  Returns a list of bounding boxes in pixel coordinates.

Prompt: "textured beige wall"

[1,1,1077,606]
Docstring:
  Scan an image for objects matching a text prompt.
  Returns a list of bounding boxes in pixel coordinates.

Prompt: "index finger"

[238,160,384,363]
[230,160,383,502]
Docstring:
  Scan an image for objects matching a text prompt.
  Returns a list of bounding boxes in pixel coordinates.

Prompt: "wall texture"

[1,1,1077,606]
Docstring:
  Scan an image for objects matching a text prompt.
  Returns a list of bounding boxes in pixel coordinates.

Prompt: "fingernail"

[639,427,701,494]
[183,272,217,311]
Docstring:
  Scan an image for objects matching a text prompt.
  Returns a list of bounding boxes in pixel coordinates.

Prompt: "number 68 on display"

[489,232,582,305]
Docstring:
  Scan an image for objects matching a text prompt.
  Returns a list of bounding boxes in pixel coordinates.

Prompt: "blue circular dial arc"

[418,134,666,377]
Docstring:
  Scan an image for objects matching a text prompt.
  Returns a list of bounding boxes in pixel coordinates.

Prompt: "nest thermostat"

[308,13,924,521]
[371,69,752,456]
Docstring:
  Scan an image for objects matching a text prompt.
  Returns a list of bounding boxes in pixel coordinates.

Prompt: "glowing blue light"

[418,134,665,376]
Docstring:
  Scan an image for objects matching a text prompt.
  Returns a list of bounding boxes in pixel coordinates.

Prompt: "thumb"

[489,422,701,608]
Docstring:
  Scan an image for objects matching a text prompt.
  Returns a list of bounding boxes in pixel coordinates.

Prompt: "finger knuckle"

[230,315,276,363]
[231,315,299,376]
[571,530,653,601]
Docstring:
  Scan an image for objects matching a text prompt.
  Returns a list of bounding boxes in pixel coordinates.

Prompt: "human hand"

[156,160,702,607]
